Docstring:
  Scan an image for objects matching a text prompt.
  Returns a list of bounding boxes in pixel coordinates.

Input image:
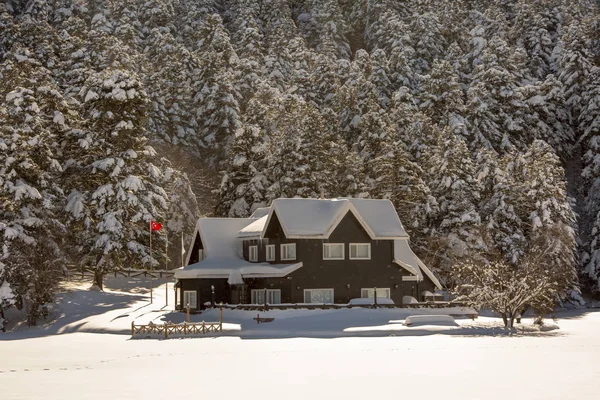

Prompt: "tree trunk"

[516,306,528,323]
[501,312,508,327]
[0,305,6,332]
[93,271,104,291]
[508,313,516,329]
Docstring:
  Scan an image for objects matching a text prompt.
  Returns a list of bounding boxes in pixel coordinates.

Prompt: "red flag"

[151,220,162,232]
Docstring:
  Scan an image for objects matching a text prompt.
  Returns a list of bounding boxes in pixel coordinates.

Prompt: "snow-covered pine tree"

[264,96,342,200]
[580,69,600,292]
[521,140,577,293]
[487,140,576,280]
[422,129,483,283]
[0,52,70,325]
[335,49,383,147]
[558,21,595,125]
[466,37,530,152]
[216,123,271,217]
[364,118,433,241]
[144,28,198,147]
[193,14,241,158]
[368,49,393,109]
[408,11,447,74]
[63,69,170,290]
[417,59,468,138]
[522,74,574,158]
[303,0,351,60]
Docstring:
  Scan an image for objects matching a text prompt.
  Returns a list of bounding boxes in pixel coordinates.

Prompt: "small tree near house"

[453,225,576,328]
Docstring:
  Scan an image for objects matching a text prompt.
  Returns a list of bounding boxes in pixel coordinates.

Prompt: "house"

[174,198,442,310]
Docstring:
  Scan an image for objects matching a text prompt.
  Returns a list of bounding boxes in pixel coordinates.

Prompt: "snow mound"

[404,315,458,327]
[348,298,395,305]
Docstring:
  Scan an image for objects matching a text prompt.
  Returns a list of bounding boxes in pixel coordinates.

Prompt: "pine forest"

[1,0,600,323]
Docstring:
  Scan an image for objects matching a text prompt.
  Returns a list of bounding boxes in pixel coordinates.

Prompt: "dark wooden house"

[174,198,442,310]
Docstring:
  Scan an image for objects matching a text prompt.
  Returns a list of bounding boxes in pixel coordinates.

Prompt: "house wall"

[187,232,204,265]
[178,210,438,309]
[179,278,229,309]
[243,211,423,304]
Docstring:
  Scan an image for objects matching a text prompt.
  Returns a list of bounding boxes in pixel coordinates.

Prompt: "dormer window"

[249,245,258,262]
[281,243,296,260]
[266,245,275,261]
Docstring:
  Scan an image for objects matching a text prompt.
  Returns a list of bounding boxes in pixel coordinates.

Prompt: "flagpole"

[165,232,168,307]
[149,219,153,304]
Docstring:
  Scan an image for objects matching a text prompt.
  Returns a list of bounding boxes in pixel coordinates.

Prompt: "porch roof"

[174,259,303,285]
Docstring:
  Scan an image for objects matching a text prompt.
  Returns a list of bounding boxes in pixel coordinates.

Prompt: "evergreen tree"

[0,53,69,325]
[423,130,483,282]
[558,22,594,125]
[63,69,170,290]
[581,70,600,291]
[216,123,270,217]
[417,59,467,137]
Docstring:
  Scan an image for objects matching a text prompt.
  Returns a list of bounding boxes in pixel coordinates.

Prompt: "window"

[323,243,345,260]
[361,288,391,299]
[350,243,371,260]
[183,290,197,308]
[304,289,334,304]
[266,245,275,261]
[249,245,258,262]
[198,249,204,261]
[281,243,296,260]
[251,289,281,304]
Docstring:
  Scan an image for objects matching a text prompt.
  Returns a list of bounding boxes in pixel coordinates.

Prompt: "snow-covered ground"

[1,277,600,399]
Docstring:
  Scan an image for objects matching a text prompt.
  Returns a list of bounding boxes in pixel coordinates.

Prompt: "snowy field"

[1,277,600,399]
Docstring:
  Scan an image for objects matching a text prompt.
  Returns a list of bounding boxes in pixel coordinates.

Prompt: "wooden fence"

[131,320,223,339]
[66,267,175,280]
[220,302,468,311]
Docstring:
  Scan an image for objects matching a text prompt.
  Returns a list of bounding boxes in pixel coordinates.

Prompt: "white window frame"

[303,288,334,304]
[266,245,275,261]
[251,289,281,305]
[183,290,197,308]
[350,243,371,260]
[281,243,296,261]
[323,243,345,260]
[249,245,258,262]
[361,288,391,299]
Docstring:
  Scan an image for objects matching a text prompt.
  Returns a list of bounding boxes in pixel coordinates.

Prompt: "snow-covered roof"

[250,207,270,219]
[237,215,268,238]
[174,259,303,284]
[176,217,303,283]
[393,240,443,290]
[258,198,408,239]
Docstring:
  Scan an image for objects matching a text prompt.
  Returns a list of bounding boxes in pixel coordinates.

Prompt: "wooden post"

[165,234,168,306]
[164,322,168,339]
[131,321,134,336]
[219,302,223,332]
[374,287,378,308]
[149,220,153,304]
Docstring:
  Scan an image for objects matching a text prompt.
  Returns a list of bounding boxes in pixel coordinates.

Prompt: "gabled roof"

[176,217,303,282]
[184,218,255,267]
[249,207,270,219]
[393,240,443,290]
[254,198,409,240]
[237,215,268,238]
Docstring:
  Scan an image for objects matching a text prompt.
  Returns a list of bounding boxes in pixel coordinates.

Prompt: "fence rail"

[217,302,468,311]
[131,320,223,339]
[66,268,175,280]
